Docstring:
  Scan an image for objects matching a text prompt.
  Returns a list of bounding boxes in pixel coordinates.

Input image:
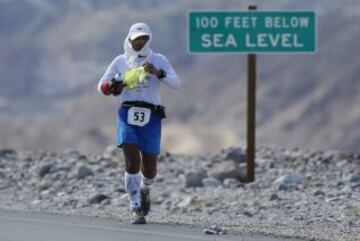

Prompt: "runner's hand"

[143,63,160,76]
[109,77,124,96]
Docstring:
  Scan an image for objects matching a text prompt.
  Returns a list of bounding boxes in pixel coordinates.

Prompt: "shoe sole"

[131,216,146,224]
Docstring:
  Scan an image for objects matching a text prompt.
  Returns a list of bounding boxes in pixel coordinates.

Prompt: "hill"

[0,0,359,154]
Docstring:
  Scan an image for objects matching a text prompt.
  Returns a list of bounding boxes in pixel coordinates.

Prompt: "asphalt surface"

[0,210,302,241]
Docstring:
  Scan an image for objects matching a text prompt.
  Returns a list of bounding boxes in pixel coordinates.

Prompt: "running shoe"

[131,206,146,224]
[140,189,151,216]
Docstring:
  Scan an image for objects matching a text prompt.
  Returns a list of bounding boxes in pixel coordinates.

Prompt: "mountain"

[0,0,359,154]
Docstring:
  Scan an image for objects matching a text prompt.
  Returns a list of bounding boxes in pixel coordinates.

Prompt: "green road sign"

[188,11,316,53]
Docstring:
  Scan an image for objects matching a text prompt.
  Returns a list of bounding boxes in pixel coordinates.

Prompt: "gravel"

[0,145,359,241]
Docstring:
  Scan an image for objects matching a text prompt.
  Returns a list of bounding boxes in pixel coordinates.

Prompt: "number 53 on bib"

[127,107,151,126]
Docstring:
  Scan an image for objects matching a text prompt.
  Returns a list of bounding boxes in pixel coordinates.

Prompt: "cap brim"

[129,32,149,41]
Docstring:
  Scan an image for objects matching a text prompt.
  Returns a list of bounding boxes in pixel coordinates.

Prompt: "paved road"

[0,210,301,241]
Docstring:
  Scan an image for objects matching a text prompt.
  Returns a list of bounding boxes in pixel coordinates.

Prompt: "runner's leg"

[139,153,157,216]
[123,143,142,208]
[141,153,157,184]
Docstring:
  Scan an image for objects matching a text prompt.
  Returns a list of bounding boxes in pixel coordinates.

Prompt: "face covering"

[123,23,153,68]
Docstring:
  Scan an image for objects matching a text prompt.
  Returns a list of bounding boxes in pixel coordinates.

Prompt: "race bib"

[127,107,151,126]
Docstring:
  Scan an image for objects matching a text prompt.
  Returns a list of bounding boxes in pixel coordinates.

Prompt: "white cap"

[128,23,152,41]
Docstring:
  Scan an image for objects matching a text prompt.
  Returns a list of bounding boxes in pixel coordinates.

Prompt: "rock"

[225,147,246,164]
[243,211,253,217]
[202,177,222,187]
[120,193,128,200]
[31,199,41,205]
[38,181,52,191]
[178,196,194,208]
[257,158,274,168]
[101,199,111,206]
[350,174,360,183]
[184,169,207,188]
[341,185,352,194]
[273,174,304,191]
[101,158,119,169]
[62,149,82,159]
[350,182,360,189]
[0,181,11,191]
[336,160,347,168]
[102,145,121,159]
[114,187,126,193]
[209,160,246,182]
[269,193,280,201]
[62,199,78,208]
[313,190,326,196]
[88,194,109,204]
[238,163,247,181]
[0,149,16,157]
[38,164,53,178]
[223,178,241,188]
[203,225,227,235]
[150,193,165,205]
[178,195,203,210]
[326,197,341,202]
[77,165,94,179]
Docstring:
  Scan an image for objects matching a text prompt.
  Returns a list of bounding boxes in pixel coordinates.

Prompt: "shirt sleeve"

[157,54,181,89]
[97,56,120,93]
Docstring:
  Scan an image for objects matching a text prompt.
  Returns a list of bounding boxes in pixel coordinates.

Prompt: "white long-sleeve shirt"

[98,52,181,105]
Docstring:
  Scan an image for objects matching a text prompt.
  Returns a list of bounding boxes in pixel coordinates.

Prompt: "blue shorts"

[116,107,162,155]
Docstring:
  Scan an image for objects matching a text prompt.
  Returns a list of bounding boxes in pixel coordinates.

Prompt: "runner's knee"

[142,169,157,179]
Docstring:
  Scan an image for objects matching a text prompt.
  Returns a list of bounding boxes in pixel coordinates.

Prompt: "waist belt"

[121,101,166,119]
[122,101,160,110]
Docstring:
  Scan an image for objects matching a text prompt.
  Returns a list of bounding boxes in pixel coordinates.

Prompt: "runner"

[98,22,181,224]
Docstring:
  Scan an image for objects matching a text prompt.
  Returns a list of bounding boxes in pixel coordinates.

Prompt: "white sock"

[124,171,141,208]
[140,175,154,192]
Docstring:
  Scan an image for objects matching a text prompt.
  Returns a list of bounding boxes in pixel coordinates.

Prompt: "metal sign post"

[246,5,257,183]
